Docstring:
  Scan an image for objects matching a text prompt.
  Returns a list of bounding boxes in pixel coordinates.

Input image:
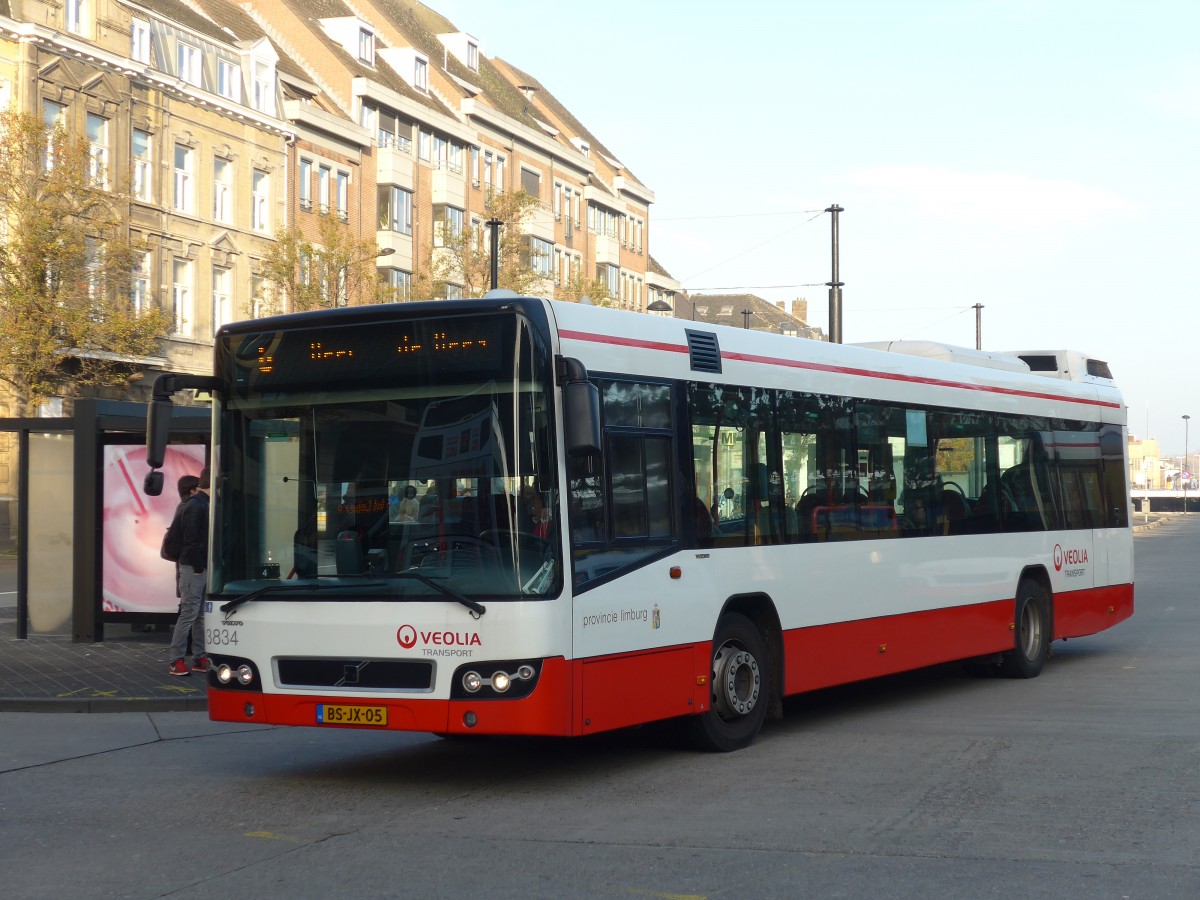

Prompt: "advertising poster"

[101,443,206,614]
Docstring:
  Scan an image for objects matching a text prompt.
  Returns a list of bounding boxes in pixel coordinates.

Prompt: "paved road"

[1,520,1197,899]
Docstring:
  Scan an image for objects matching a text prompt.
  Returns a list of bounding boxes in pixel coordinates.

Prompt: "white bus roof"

[544,300,1125,425]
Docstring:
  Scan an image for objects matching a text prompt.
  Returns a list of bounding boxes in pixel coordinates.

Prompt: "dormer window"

[358,28,375,64]
[378,47,431,94]
[178,43,202,87]
[242,39,279,117]
[571,137,590,158]
[436,32,481,73]
[131,18,151,63]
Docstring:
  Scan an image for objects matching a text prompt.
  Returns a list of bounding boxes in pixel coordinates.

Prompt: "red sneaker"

[168,659,190,677]
[192,656,209,674]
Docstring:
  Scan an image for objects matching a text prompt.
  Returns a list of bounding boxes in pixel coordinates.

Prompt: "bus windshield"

[210,310,560,601]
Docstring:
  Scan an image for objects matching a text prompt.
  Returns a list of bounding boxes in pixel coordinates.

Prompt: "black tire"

[1000,579,1050,678]
[685,612,770,752]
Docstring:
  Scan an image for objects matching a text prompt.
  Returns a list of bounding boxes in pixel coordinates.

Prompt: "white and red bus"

[144,294,1133,750]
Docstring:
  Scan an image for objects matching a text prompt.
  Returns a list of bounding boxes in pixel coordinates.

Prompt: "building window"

[132,129,152,202]
[466,41,479,72]
[84,237,102,304]
[317,164,330,213]
[524,236,553,277]
[378,185,413,235]
[383,268,412,301]
[470,147,480,186]
[418,129,431,162]
[358,29,375,64]
[447,141,463,174]
[65,0,86,35]
[42,101,65,170]
[483,150,492,192]
[131,18,151,63]
[173,144,194,213]
[172,259,193,336]
[217,60,241,101]
[336,170,349,221]
[251,169,269,233]
[250,275,265,319]
[598,263,619,297]
[86,114,109,189]
[433,204,463,247]
[212,265,231,331]
[130,251,150,314]
[213,157,233,223]
[178,43,201,87]
[414,57,428,92]
[496,155,505,189]
[252,60,274,115]
[520,167,540,199]
[298,158,312,211]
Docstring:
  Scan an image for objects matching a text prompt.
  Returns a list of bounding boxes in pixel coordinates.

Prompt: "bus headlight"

[236,665,254,685]
[450,660,544,700]
[216,663,235,684]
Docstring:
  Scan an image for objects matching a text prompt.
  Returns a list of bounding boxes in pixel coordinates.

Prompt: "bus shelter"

[0,399,209,642]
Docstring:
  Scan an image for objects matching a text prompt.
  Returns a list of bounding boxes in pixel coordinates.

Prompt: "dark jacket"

[179,491,209,572]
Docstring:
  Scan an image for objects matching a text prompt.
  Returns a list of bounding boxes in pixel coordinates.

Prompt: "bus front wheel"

[687,612,770,752]
[1001,579,1050,679]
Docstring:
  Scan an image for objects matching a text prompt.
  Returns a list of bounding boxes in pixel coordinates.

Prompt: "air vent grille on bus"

[685,329,722,373]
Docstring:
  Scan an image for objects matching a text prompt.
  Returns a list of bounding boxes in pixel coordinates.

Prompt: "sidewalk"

[0,598,206,713]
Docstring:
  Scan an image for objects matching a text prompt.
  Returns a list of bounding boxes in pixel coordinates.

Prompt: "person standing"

[168,467,209,676]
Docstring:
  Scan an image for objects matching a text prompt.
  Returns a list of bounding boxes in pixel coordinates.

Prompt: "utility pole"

[741,309,753,329]
[973,303,984,350]
[825,204,843,343]
[486,218,502,290]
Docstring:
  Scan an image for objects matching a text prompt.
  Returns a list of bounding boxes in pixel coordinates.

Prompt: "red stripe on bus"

[558,329,1122,410]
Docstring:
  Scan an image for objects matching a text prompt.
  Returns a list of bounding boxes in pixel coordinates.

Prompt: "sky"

[438,0,1198,454]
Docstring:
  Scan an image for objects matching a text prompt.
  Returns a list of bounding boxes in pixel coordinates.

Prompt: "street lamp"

[1184,414,1191,514]
[647,298,672,317]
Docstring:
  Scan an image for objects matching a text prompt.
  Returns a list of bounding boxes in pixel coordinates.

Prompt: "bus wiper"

[393,572,486,619]
[219,580,384,614]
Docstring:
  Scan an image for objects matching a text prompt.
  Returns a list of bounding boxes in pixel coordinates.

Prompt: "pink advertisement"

[101,444,207,614]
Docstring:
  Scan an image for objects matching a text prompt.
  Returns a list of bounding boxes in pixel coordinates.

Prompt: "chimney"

[791,299,808,322]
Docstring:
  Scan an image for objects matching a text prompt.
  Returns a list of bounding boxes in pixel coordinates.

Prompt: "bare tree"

[0,110,170,413]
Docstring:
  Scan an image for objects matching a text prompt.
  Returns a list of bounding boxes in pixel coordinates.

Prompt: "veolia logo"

[396,624,483,648]
[1053,543,1088,572]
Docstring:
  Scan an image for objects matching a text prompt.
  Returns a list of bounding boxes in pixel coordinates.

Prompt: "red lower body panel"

[208,584,1133,736]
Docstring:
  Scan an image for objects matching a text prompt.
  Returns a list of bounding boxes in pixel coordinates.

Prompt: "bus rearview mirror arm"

[144,372,220,496]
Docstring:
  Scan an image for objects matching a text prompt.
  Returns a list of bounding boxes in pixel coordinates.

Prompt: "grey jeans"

[169,564,207,663]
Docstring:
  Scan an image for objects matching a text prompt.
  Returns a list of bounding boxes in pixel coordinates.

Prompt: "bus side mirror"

[558,356,600,458]
[564,381,601,457]
[146,396,173,470]
[144,372,219,496]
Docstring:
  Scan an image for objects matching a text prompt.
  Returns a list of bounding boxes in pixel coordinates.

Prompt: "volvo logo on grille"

[337,661,370,686]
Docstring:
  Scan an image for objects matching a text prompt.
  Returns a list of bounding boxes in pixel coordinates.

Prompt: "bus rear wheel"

[686,612,770,752]
[1000,579,1050,678]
